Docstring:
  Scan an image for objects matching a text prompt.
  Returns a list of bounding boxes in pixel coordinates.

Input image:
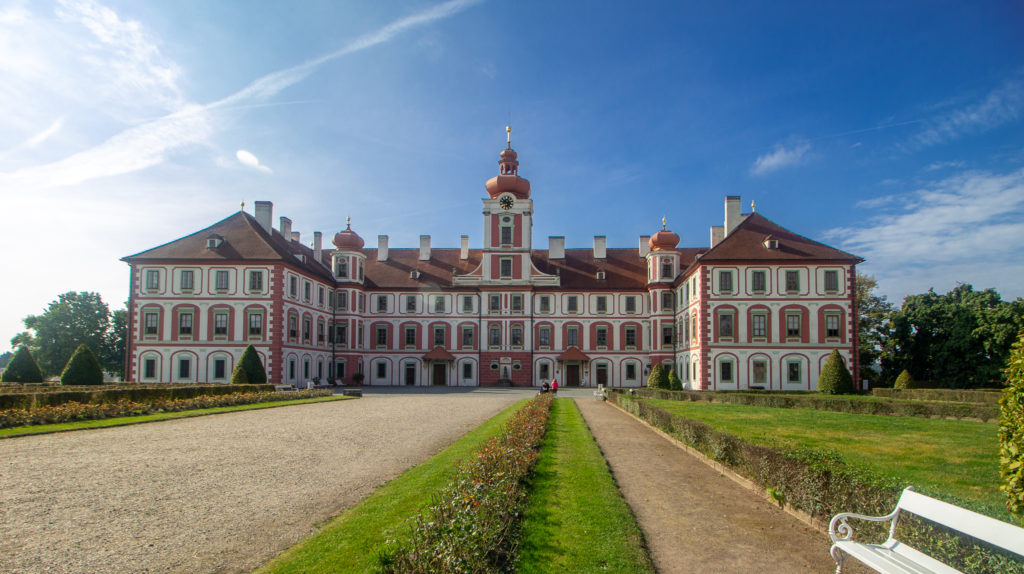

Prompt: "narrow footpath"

[574,397,842,574]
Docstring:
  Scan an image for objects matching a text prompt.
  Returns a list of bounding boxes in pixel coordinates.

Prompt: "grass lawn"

[517,398,654,573]
[257,399,528,574]
[0,395,348,439]
[644,398,1008,521]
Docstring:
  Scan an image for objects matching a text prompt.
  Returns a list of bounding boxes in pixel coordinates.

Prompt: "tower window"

[500,257,513,278]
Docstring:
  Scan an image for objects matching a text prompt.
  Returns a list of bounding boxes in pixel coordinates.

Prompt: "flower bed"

[0,389,332,429]
[380,393,553,573]
[0,383,276,410]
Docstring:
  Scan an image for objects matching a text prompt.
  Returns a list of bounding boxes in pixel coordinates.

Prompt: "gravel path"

[0,392,521,574]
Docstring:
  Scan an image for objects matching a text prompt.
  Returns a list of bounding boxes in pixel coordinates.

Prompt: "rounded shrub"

[999,330,1024,520]
[60,344,104,385]
[817,349,854,395]
[234,345,266,384]
[1,346,44,383]
[894,369,917,390]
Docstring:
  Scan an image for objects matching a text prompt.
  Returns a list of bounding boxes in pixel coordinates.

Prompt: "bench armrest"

[828,508,900,543]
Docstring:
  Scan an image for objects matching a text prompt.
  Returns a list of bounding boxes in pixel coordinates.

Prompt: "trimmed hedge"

[611,393,1024,573]
[1,346,43,383]
[624,389,999,421]
[60,344,104,385]
[999,331,1024,520]
[0,384,275,411]
[872,388,1003,404]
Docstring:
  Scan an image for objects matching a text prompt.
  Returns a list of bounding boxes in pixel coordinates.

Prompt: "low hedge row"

[0,384,276,411]
[630,389,998,421]
[379,393,553,573]
[610,393,1022,573]
[0,389,332,429]
[871,388,1003,404]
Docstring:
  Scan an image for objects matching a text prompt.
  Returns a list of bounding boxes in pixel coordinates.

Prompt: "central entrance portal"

[432,363,447,386]
[565,364,580,387]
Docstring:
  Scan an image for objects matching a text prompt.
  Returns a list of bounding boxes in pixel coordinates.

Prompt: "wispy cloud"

[914,78,1024,147]
[750,142,810,175]
[236,149,271,173]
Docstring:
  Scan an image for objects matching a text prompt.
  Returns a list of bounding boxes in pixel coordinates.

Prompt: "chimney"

[710,225,724,248]
[594,236,607,259]
[378,235,389,261]
[254,201,273,232]
[460,235,469,260]
[725,196,742,236]
[280,217,292,241]
[313,231,322,264]
[419,235,431,261]
[291,231,301,243]
[549,236,565,260]
[639,235,651,258]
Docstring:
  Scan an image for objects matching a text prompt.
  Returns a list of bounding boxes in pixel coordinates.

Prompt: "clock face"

[499,195,514,210]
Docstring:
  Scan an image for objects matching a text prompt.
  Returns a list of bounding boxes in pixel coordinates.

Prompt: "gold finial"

[346,216,351,230]
[240,201,245,211]
[662,216,667,230]
[751,200,756,213]
[506,125,512,147]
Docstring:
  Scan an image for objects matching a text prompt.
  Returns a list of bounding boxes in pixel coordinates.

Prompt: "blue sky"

[1,0,1022,352]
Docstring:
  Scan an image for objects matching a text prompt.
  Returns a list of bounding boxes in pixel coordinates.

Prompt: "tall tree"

[856,273,894,384]
[101,309,128,380]
[11,292,112,378]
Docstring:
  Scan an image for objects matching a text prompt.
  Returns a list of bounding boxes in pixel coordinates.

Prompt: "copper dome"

[648,220,680,251]
[332,220,364,250]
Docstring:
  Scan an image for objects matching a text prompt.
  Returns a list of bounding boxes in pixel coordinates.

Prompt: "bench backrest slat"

[897,489,1024,556]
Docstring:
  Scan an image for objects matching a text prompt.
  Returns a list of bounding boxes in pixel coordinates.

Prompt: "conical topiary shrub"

[1,346,44,383]
[234,345,266,384]
[817,349,854,395]
[61,344,104,385]
[647,364,665,389]
[229,364,249,384]
[894,369,916,390]
[668,368,682,391]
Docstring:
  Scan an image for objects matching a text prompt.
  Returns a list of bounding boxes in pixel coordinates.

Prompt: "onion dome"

[485,126,531,199]
[649,217,680,251]
[332,217,364,250]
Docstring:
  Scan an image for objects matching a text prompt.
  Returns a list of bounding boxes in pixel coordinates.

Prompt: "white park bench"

[829,486,1024,573]
[274,384,295,392]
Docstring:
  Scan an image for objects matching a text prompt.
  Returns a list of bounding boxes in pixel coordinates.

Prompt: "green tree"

[12,292,112,378]
[894,369,916,389]
[668,368,682,391]
[0,351,12,370]
[999,330,1024,522]
[817,349,854,394]
[232,345,267,384]
[1,346,44,383]
[882,285,1024,388]
[101,309,128,380]
[647,364,665,389]
[60,344,104,385]
[856,273,894,385]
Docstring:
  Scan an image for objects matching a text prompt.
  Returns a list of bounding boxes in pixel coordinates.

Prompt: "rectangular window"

[596,296,607,313]
[489,325,501,346]
[318,287,325,306]
[434,296,445,313]
[462,363,473,379]
[719,313,734,338]
[303,319,311,343]
[511,294,523,312]
[303,282,311,302]
[826,314,841,338]
[337,291,348,310]
[336,362,346,379]
[786,270,800,293]
[500,257,513,278]
[567,326,579,347]
[538,326,551,347]
[146,269,160,290]
[753,360,767,386]
[376,362,386,379]
[216,270,229,291]
[178,313,193,336]
[144,312,159,336]
[358,262,364,281]
[336,259,348,278]
[405,327,417,347]
[625,326,637,347]
[511,326,523,346]
[289,276,297,297]
[684,314,691,342]
[376,326,387,347]
[462,326,474,347]
[625,296,636,313]
[539,296,551,313]
[596,327,608,347]
[181,270,194,290]
[752,270,766,293]
[377,295,387,312]
[144,358,156,379]
[288,316,298,340]
[662,325,673,345]
[214,313,228,336]
[626,363,637,380]
[490,294,501,311]
[248,313,263,337]
[358,294,365,312]
[539,363,550,380]
[720,361,733,383]
[317,321,325,344]
[336,324,347,345]
[824,270,839,292]
[719,270,733,293]
[358,323,363,347]
[788,361,801,384]
[406,295,416,313]
[433,326,445,347]
[178,358,190,379]
[500,225,512,245]
[214,359,226,380]
[662,291,673,311]
[662,260,673,279]
[752,314,767,338]
[462,296,473,312]
[249,270,263,292]
[567,296,578,313]
[786,313,801,338]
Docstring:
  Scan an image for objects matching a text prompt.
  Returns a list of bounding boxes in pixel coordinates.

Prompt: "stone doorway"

[432,363,447,386]
[565,364,581,386]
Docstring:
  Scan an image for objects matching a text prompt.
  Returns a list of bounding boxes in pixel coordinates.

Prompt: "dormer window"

[206,235,223,249]
[596,270,606,280]
[410,269,421,279]
[764,237,779,249]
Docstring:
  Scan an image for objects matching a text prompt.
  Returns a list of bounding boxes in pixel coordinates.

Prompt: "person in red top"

[551,379,558,394]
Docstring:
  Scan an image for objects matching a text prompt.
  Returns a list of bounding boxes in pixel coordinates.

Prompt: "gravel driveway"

[0,390,523,574]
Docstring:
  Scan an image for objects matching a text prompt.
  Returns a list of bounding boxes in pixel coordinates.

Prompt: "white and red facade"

[123,132,861,389]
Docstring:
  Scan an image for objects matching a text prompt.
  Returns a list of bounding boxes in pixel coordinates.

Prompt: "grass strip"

[0,395,348,439]
[258,398,528,574]
[645,398,1006,521]
[517,398,655,573]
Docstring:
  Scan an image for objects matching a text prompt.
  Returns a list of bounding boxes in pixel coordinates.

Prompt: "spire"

[506,125,512,148]
[662,216,667,230]
[240,200,245,211]
[346,216,351,230]
[751,200,756,213]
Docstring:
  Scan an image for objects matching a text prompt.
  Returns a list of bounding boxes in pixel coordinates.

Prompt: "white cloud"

[236,149,271,173]
[914,78,1023,147]
[750,142,810,175]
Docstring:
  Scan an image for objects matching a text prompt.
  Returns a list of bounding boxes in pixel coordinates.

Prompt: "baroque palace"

[123,129,861,389]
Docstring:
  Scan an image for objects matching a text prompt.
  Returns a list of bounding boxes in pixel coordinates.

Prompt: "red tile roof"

[697,213,862,263]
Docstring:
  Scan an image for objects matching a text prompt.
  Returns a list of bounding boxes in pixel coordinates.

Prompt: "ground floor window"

[213,358,226,380]
[539,362,550,380]
[787,361,801,384]
[719,359,734,384]
[289,359,296,381]
[376,361,387,379]
[144,358,156,379]
[178,358,190,379]
[336,361,346,379]
[462,362,473,380]
[625,362,637,381]
[596,363,609,386]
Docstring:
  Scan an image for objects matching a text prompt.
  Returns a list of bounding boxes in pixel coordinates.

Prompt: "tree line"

[858,274,1024,388]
